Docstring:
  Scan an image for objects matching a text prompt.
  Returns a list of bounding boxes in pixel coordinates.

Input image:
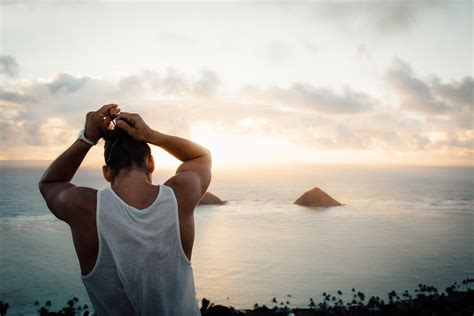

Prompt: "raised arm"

[39,104,120,221]
[115,112,212,205]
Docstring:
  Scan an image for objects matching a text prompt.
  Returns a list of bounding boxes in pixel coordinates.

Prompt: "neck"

[112,168,152,188]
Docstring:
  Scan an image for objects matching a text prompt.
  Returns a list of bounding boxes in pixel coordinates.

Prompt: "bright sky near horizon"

[0,1,472,167]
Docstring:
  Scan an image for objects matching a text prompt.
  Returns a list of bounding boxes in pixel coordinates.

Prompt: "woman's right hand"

[115,112,154,142]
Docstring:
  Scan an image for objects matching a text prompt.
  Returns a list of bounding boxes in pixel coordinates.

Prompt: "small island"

[198,192,226,206]
[294,187,342,207]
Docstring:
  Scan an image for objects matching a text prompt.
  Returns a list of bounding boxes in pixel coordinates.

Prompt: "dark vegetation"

[1,279,473,316]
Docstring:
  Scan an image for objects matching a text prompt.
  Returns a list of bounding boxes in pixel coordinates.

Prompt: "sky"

[0,0,472,167]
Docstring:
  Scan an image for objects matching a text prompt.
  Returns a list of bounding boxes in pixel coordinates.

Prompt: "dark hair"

[103,128,151,179]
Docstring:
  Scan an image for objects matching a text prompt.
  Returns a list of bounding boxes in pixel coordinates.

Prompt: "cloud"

[385,58,473,136]
[287,110,433,152]
[365,2,419,34]
[0,55,20,77]
[385,58,450,114]
[384,59,473,155]
[192,70,220,97]
[118,68,220,98]
[0,60,472,163]
[313,1,437,36]
[0,87,33,103]
[430,76,474,109]
[46,73,89,94]
[246,83,375,114]
[0,68,222,149]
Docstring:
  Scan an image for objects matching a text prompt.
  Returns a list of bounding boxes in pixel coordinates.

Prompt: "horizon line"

[1,159,473,169]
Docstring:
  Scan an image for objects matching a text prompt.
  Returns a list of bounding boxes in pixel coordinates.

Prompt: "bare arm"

[148,131,210,167]
[148,130,212,195]
[39,104,120,221]
[39,139,93,221]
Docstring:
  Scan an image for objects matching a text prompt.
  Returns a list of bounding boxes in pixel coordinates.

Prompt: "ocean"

[0,163,473,315]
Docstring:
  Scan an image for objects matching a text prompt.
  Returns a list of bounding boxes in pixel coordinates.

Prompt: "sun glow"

[190,124,296,166]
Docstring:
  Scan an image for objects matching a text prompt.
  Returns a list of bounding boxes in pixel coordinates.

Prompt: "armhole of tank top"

[168,185,192,266]
[81,189,103,280]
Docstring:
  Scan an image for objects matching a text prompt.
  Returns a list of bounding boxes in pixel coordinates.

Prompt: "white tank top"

[81,184,200,316]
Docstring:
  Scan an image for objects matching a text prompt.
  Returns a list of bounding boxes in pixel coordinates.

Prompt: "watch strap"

[78,130,97,146]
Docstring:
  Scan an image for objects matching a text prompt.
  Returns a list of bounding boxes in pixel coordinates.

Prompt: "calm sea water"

[1,163,473,315]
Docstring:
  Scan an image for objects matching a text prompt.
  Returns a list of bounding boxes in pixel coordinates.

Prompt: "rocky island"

[294,187,342,207]
[198,192,226,206]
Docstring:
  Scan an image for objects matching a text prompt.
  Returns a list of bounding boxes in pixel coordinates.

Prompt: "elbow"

[38,181,46,198]
[38,174,51,199]
[38,178,43,192]
[38,172,46,194]
[205,149,212,168]
[203,147,212,160]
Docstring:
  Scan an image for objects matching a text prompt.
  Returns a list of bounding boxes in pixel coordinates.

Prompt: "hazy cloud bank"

[0,56,472,163]
[312,1,438,36]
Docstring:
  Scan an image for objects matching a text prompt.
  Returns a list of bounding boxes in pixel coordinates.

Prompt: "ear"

[102,165,113,183]
[147,155,155,174]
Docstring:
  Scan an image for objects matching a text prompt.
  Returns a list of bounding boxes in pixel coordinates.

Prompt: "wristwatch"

[78,130,97,146]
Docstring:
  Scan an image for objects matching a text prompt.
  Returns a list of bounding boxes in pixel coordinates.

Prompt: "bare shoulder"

[164,153,212,214]
[164,172,203,213]
[59,186,97,226]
